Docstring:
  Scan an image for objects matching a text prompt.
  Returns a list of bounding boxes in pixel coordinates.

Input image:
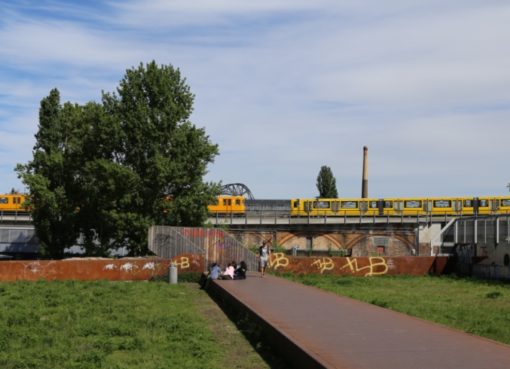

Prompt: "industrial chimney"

[361,146,368,198]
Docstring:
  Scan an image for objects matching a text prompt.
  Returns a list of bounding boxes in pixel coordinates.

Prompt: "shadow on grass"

[204,283,291,369]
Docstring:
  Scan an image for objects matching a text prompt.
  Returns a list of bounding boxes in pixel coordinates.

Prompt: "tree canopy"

[316,165,338,198]
[17,61,219,257]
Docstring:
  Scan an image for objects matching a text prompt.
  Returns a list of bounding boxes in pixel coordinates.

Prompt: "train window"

[479,199,488,207]
[370,201,378,208]
[0,197,7,204]
[235,199,241,206]
[313,201,330,209]
[405,200,422,208]
[463,200,473,207]
[501,199,510,207]
[341,201,358,209]
[384,201,393,208]
[331,202,340,212]
[292,200,299,208]
[433,200,451,208]
[14,197,21,204]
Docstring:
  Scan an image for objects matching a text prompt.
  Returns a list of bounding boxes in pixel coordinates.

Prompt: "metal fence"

[446,216,510,246]
[0,226,39,254]
[148,226,258,272]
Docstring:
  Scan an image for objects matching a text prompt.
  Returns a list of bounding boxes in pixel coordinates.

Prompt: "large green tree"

[17,61,219,257]
[316,165,338,198]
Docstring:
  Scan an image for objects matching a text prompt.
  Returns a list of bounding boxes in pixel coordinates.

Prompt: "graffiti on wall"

[311,258,335,274]
[172,256,190,269]
[268,254,390,276]
[269,252,289,270]
[338,257,388,276]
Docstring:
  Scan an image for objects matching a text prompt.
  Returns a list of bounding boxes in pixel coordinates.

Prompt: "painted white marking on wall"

[142,262,155,270]
[120,263,136,272]
[103,263,117,271]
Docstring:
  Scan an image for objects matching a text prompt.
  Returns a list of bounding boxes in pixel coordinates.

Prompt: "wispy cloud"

[0,0,509,197]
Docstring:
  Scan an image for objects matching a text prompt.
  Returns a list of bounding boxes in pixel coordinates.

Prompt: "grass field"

[277,273,510,345]
[0,280,277,369]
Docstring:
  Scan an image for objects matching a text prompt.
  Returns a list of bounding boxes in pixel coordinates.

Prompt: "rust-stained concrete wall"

[0,254,203,281]
[0,254,449,281]
[267,254,449,276]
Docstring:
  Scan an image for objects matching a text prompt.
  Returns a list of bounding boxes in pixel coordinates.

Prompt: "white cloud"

[1,0,510,199]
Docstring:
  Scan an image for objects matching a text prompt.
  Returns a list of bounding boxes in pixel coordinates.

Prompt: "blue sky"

[1,0,510,199]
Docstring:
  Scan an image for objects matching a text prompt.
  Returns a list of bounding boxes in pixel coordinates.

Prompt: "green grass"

[0,280,274,369]
[277,273,510,345]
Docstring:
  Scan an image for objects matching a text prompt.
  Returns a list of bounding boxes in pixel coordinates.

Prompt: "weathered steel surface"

[0,255,448,281]
[267,255,448,276]
[0,254,202,281]
[212,273,510,369]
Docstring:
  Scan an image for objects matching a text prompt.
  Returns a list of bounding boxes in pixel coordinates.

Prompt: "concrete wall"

[0,254,203,281]
[0,254,448,281]
[267,254,449,276]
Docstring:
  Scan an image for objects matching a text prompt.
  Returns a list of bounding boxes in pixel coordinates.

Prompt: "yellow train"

[4,193,510,217]
[209,195,510,217]
[0,193,26,213]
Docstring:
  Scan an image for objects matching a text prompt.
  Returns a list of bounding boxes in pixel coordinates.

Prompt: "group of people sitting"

[200,260,247,289]
[212,260,247,280]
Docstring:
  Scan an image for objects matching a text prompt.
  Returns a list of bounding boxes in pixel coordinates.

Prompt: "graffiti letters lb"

[269,252,289,270]
[340,257,388,277]
[311,258,335,274]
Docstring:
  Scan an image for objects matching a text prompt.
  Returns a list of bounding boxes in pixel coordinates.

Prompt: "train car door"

[377,199,384,216]
[490,199,500,214]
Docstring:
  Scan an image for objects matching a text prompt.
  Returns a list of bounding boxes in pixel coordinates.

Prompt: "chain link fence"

[148,226,258,272]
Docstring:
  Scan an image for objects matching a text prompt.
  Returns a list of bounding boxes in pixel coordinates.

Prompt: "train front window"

[0,197,7,204]
[235,199,241,206]
[501,199,510,207]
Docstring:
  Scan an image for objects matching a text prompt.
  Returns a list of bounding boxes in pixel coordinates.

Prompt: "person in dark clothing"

[234,261,247,280]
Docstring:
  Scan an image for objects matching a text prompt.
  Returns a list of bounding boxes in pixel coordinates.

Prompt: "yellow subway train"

[0,193,26,213]
[3,193,510,217]
[209,195,510,217]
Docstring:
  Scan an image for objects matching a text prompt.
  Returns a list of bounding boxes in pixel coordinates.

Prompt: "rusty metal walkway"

[210,273,510,369]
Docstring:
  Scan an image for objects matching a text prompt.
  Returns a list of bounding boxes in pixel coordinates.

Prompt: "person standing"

[259,240,271,277]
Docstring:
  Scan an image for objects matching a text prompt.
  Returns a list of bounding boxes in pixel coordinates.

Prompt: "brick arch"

[346,233,415,253]
[279,233,343,249]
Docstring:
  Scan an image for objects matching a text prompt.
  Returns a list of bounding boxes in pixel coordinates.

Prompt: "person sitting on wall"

[200,262,222,289]
[234,261,247,280]
[220,262,235,280]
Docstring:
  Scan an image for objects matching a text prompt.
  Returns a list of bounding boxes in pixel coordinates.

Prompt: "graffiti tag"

[311,258,335,274]
[339,257,388,276]
[269,252,289,270]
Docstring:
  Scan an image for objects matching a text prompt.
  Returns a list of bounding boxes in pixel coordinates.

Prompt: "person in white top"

[258,240,271,277]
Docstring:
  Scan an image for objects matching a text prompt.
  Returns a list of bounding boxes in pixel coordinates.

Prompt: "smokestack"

[361,146,368,198]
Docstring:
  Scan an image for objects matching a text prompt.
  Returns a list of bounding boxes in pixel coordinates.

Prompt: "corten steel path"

[211,273,510,369]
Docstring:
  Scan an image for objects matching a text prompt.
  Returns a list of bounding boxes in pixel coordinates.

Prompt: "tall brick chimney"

[361,146,368,198]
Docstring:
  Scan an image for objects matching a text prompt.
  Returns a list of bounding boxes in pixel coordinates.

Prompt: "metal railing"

[148,226,258,272]
[446,216,510,246]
